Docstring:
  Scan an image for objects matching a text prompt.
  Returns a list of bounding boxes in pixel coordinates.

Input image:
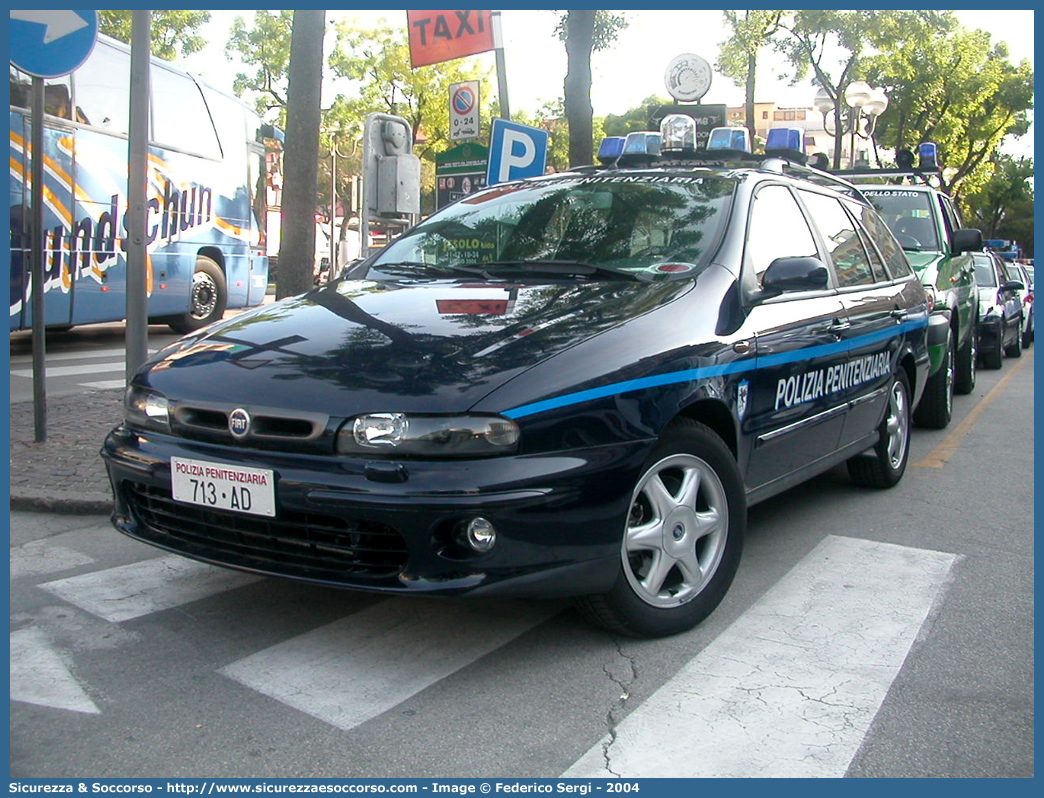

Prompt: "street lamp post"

[814,82,888,169]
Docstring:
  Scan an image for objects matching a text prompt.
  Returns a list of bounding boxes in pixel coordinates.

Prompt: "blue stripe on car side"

[502,317,928,420]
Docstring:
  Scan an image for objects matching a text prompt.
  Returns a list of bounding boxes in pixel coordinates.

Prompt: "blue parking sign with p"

[486,119,549,186]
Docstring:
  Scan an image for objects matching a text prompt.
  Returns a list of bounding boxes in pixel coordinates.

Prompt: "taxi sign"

[10,10,98,78]
[407,9,494,68]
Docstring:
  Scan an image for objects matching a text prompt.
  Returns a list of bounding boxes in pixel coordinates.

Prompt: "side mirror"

[758,256,830,299]
[952,228,983,254]
[1001,280,1025,292]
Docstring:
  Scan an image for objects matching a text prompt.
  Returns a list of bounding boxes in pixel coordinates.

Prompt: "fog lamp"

[462,517,497,553]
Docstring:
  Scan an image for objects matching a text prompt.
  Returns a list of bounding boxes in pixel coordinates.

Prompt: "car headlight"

[923,284,936,313]
[124,385,171,432]
[337,413,520,457]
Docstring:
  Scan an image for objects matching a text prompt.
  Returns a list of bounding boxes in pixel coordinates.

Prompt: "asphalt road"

[8,349,1035,778]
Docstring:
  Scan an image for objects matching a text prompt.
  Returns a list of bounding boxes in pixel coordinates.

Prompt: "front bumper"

[101,426,651,598]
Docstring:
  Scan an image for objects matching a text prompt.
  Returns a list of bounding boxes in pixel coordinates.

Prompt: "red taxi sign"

[407,10,494,68]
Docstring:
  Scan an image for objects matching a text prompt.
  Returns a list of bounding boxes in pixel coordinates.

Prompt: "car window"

[746,184,819,287]
[936,194,959,246]
[864,190,941,252]
[800,191,874,287]
[973,256,998,287]
[846,198,912,279]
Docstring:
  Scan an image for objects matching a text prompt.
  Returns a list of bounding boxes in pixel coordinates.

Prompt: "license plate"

[170,456,276,517]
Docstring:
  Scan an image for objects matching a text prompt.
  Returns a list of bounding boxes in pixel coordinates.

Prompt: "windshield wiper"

[478,259,641,281]
[372,261,497,279]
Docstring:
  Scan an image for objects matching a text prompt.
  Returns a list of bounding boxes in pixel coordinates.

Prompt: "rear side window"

[71,41,130,134]
[800,191,874,287]
[847,199,913,278]
[746,185,819,287]
[151,65,222,160]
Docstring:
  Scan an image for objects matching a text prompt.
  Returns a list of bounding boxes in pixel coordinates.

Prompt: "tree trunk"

[564,10,595,168]
[277,10,325,299]
[745,52,756,148]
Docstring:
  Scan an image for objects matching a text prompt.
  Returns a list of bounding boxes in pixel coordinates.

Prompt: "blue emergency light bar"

[765,127,806,163]
[707,126,751,153]
[918,142,938,169]
[623,131,662,156]
[597,136,626,164]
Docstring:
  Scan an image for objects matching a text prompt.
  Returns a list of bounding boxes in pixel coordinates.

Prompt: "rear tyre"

[575,419,744,639]
[913,331,954,429]
[169,255,227,335]
[1022,315,1033,349]
[1005,318,1023,358]
[848,370,912,489]
[954,323,976,395]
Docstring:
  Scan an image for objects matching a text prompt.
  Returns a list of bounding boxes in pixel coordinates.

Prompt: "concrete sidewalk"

[10,389,123,514]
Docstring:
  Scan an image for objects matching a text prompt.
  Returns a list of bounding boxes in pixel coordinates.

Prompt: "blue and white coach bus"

[9,33,280,333]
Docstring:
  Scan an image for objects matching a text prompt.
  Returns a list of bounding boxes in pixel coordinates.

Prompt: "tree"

[963,155,1034,253]
[98,10,210,61]
[226,10,295,122]
[861,24,1033,197]
[276,10,325,299]
[556,10,628,167]
[328,19,494,211]
[774,10,939,169]
[717,11,785,146]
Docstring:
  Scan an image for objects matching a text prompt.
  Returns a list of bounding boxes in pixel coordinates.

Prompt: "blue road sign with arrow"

[10,10,99,78]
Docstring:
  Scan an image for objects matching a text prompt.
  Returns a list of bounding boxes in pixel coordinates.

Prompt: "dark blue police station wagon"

[103,119,929,638]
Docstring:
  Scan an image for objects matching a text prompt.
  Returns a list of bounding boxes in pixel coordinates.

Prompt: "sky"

[180,9,1035,155]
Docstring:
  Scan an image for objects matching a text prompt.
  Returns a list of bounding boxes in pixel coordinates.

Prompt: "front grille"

[123,482,408,578]
[172,404,326,447]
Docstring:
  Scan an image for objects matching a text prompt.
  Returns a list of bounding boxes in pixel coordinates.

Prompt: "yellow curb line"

[912,348,1031,469]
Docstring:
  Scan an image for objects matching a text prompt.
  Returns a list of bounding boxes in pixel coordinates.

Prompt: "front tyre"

[576,419,744,638]
[169,255,227,335]
[847,370,912,489]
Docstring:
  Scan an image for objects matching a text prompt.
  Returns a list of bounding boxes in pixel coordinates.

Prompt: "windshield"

[366,173,735,281]
[864,190,940,252]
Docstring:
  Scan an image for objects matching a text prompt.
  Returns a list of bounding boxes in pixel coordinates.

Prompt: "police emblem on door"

[737,380,750,419]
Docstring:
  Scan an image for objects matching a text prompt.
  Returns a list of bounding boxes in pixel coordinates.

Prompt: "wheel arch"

[672,397,738,460]
[197,246,226,275]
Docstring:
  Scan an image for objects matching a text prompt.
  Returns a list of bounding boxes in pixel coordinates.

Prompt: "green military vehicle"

[860,183,981,429]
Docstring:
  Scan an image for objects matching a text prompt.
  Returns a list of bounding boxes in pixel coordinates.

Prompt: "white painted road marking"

[10,540,95,579]
[11,361,126,378]
[563,535,957,778]
[10,628,100,714]
[39,555,262,623]
[220,599,555,731]
[79,379,128,390]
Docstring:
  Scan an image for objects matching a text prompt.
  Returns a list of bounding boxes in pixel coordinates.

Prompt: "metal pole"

[492,10,510,120]
[125,10,150,378]
[30,76,46,442]
[329,149,336,272]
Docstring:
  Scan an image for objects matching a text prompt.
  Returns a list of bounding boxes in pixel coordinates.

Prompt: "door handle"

[829,319,851,336]
[890,308,908,320]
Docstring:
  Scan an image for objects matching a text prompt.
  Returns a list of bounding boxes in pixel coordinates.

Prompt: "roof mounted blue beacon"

[707,126,752,155]
[597,136,626,165]
[765,127,807,164]
[918,142,938,170]
[616,131,662,166]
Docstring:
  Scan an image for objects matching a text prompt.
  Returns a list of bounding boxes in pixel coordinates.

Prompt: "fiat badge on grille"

[228,408,251,438]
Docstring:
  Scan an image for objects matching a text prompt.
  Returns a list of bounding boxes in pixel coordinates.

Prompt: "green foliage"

[718,11,786,142]
[225,10,295,122]
[861,24,1034,197]
[602,96,672,137]
[98,10,210,61]
[553,10,628,52]
[962,156,1034,253]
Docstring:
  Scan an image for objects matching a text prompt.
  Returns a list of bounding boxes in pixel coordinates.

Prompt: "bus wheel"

[170,256,227,334]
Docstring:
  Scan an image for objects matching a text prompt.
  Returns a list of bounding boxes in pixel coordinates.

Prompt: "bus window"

[71,41,130,132]
[9,66,73,121]
[151,64,221,160]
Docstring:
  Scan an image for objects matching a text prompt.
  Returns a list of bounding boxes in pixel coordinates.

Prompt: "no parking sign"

[449,80,479,141]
